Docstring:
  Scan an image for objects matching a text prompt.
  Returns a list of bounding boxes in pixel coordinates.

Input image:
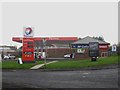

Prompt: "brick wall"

[46,48,90,59]
[74,49,90,59]
[47,48,75,58]
[46,48,109,59]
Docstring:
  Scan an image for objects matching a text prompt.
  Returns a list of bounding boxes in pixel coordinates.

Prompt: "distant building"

[0,46,17,55]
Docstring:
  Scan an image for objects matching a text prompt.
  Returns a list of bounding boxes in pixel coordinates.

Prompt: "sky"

[1,1,118,48]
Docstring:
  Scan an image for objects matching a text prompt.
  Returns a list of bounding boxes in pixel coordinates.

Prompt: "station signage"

[22,38,35,62]
[99,45,108,49]
[89,42,99,51]
[23,27,34,37]
[72,44,89,48]
[89,42,99,57]
[112,45,117,52]
[22,27,34,62]
[77,48,85,53]
[48,37,59,40]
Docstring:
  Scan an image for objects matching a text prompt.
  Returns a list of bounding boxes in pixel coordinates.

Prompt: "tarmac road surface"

[2,68,119,88]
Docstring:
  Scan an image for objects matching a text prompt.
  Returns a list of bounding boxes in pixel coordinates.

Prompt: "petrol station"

[12,27,110,62]
[12,27,78,62]
[13,37,78,62]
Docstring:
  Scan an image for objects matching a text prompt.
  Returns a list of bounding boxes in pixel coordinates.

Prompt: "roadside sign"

[22,38,35,62]
[112,45,117,52]
[89,42,99,57]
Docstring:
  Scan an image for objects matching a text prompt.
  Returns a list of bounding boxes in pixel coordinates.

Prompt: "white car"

[3,54,16,60]
[64,54,71,58]
[3,55,9,60]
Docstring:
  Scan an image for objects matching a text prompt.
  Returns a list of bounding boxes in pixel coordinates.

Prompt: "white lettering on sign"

[77,48,85,53]
[99,45,108,49]
[49,37,59,40]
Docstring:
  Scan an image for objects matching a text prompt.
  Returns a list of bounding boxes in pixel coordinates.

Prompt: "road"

[2,68,118,88]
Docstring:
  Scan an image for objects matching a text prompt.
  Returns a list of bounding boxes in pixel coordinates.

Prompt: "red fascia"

[12,37,78,43]
[99,44,110,50]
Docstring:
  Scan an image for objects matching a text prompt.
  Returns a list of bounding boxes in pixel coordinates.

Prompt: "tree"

[78,37,81,40]
[93,36,104,41]
[98,36,104,41]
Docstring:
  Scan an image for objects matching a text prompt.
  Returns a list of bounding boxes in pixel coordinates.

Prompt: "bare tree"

[93,36,104,41]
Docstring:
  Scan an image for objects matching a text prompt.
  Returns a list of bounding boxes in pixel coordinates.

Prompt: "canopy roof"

[12,37,78,46]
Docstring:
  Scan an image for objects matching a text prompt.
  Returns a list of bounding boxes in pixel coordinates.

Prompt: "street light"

[42,38,47,69]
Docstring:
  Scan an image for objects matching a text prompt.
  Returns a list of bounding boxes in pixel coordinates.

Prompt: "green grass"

[46,55,118,69]
[0,55,119,69]
[1,60,44,69]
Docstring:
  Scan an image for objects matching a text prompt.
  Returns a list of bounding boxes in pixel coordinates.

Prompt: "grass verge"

[1,60,44,69]
[46,55,118,69]
[1,55,118,69]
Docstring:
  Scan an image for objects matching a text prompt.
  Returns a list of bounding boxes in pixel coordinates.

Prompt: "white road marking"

[30,61,58,69]
[82,72,89,75]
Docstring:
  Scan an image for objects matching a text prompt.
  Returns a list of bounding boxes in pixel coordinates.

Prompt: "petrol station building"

[71,36,110,58]
[12,36,110,61]
[12,37,78,61]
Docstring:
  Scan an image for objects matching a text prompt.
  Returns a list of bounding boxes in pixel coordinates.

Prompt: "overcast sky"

[1,1,118,47]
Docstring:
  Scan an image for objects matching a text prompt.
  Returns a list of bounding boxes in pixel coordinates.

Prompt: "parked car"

[64,54,71,58]
[64,53,75,58]
[3,54,16,60]
[3,55,9,60]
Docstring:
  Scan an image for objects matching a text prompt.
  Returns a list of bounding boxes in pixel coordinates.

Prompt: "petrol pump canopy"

[12,37,78,45]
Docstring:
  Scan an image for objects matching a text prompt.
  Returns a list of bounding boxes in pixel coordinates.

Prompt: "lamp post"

[42,38,47,69]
